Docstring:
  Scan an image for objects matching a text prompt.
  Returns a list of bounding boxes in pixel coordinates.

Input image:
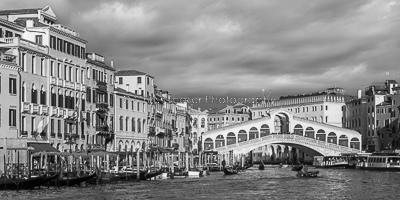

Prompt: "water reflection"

[1,166,400,200]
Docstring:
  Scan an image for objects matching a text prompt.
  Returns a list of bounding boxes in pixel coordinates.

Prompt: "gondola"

[223,168,238,175]
[142,170,164,180]
[36,173,59,187]
[47,173,96,186]
[296,171,319,178]
[291,165,303,171]
[259,164,265,170]
[0,175,46,190]
[244,164,253,169]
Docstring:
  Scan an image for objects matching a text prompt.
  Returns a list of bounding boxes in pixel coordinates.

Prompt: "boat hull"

[359,166,400,171]
[315,164,348,169]
[223,168,238,175]
[0,175,46,190]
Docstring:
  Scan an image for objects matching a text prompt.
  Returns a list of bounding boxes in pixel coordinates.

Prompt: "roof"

[115,69,153,78]
[0,8,42,15]
[387,80,398,84]
[86,58,115,71]
[188,108,208,115]
[376,102,392,107]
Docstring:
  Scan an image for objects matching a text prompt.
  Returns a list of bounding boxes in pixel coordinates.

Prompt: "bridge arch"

[204,138,214,150]
[249,127,259,140]
[305,127,315,139]
[215,135,225,148]
[260,124,270,137]
[238,130,247,143]
[273,112,290,133]
[294,124,303,136]
[328,132,337,144]
[316,129,326,141]
[339,135,348,147]
[227,132,236,145]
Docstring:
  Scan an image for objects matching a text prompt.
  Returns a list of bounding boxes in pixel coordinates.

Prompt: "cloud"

[1,0,400,106]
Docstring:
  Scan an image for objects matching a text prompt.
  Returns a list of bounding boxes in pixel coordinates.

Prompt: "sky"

[2,0,400,108]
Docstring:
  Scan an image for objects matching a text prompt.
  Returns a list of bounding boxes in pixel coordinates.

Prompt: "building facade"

[207,103,251,131]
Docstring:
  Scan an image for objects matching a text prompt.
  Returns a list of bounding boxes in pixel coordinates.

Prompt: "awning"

[28,143,60,153]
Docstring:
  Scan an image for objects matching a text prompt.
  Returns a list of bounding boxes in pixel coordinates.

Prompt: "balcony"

[64,81,74,89]
[51,77,57,85]
[51,106,58,116]
[58,108,65,117]
[156,110,163,117]
[21,102,31,113]
[41,105,49,115]
[0,37,48,54]
[67,109,74,118]
[32,104,40,114]
[96,125,109,132]
[57,133,62,138]
[50,132,56,138]
[96,81,107,91]
[96,102,109,111]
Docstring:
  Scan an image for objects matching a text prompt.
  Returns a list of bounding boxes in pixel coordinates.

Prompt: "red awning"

[28,143,60,153]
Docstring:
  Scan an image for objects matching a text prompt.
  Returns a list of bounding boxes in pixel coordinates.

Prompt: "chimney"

[126,84,129,91]
[111,59,114,68]
[26,20,34,28]
[198,107,201,111]
[357,89,362,99]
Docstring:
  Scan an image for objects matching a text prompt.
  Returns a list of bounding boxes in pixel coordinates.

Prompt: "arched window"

[294,124,303,136]
[40,85,46,105]
[215,135,225,148]
[227,132,236,145]
[137,119,141,133]
[249,127,259,140]
[238,130,247,143]
[31,84,37,104]
[338,135,348,147]
[304,127,314,138]
[204,138,214,150]
[327,132,337,144]
[131,118,135,132]
[350,137,360,150]
[316,129,326,141]
[260,124,270,137]
[58,89,63,108]
[201,118,205,128]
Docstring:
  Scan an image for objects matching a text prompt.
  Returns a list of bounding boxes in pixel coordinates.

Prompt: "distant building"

[344,80,398,151]
[207,103,251,131]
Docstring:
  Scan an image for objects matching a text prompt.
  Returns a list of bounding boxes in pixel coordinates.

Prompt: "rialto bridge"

[202,109,361,164]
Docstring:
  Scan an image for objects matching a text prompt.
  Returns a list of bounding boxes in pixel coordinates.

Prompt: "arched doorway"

[204,138,214,150]
[249,127,259,140]
[339,135,349,147]
[350,137,360,149]
[227,132,236,145]
[260,124,270,137]
[238,130,247,143]
[328,132,337,144]
[294,124,303,136]
[304,127,315,139]
[215,135,225,148]
[316,129,326,141]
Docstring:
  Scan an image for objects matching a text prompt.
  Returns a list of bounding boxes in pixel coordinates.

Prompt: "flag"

[35,117,48,138]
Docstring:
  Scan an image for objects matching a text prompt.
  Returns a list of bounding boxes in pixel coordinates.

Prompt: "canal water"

[1,166,399,200]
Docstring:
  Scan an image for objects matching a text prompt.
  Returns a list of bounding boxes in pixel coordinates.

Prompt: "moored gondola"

[0,175,47,190]
[47,173,96,187]
[259,164,265,170]
[223,168,238,175]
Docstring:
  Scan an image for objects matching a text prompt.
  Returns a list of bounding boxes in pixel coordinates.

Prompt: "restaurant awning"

[28,143,60,153]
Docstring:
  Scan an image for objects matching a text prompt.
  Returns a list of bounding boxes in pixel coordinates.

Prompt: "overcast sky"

[2,0,400,106]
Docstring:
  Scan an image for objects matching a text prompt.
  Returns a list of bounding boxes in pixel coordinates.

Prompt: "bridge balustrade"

[215,134,360,155]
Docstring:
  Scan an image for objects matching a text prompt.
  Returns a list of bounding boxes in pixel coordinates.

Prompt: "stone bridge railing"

[214,134,360,156]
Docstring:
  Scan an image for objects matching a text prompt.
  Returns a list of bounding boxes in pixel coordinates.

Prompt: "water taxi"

[358,151,400,171]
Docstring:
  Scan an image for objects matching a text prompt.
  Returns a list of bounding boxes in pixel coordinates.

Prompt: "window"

[110,94,114,107]
[119,77,123,84]
[40,59,45,76]
[137,77,142,83]
[119,116,124,131]
[132,118,135,132]
[32,56,36,74]
[9,78,17,95]
[120,98,123,108]
[21,53,26,71]
[50,61,54,76]
[9,109,16,127]
[137,102,140,111]
[86,87,91,102]
[125,117,129,131]
[326,105,328,110]
[147,77,149,85]
[126,100,129,109]
[132,101,134,110]
[5,30,13,37]
[35,35,43,45]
